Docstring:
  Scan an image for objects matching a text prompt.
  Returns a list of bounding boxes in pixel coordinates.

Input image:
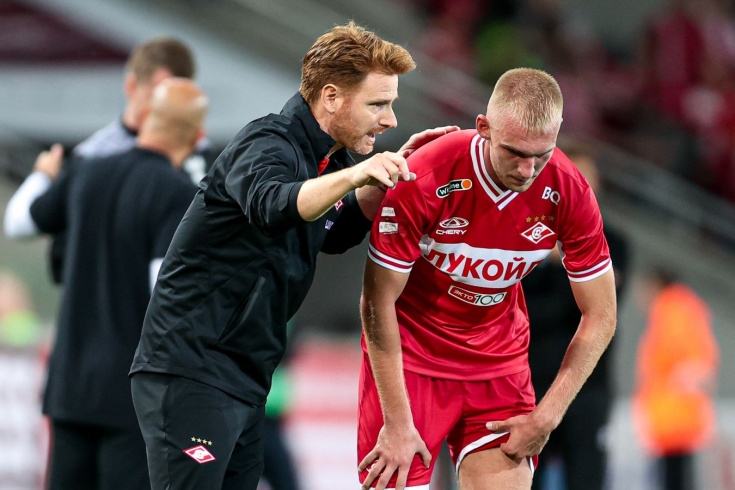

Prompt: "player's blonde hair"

[299,21,416,104]
[487,68,563,134]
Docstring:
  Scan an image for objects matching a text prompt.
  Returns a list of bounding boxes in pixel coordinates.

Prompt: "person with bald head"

[4,36,208,284]
[27,78,207,490]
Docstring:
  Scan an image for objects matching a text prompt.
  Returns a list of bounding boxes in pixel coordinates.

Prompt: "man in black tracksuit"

[130,22,454,489]
[29,79,208,489]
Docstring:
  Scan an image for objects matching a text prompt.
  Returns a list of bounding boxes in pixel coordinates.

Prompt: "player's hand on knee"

[358,425,431,490]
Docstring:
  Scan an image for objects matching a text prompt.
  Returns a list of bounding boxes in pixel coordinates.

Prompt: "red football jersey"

[367,129,611,380]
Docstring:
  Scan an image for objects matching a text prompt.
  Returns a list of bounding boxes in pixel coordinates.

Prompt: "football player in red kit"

[358,67,617,490]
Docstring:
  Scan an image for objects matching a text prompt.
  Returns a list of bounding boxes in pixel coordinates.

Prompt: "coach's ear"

[320,84,340,115]
[476,114,491,139]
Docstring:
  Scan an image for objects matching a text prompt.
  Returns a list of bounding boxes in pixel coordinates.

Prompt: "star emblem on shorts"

[190,436,213,445]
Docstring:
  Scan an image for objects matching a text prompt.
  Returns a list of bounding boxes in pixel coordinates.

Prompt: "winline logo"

[436,179,472,198]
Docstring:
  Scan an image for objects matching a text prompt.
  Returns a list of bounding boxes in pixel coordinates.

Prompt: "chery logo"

[439,217,469,228]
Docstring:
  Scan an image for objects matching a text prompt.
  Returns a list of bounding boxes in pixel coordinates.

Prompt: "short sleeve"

[367,177,430,273]
[557,187,611,282]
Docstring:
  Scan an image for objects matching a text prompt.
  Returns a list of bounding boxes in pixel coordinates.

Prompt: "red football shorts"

[357,353,537,489]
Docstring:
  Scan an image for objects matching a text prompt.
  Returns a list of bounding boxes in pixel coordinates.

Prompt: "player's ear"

[476,114,491,138]
[123,72,137,99]
[193,127,206,147]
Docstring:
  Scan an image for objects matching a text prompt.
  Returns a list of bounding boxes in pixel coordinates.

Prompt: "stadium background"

[1,0,735,488]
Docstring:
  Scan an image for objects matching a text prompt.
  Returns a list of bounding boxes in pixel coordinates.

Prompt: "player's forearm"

[368,345,413,426]
[535,311,616,429]
[296,168,356,221]
[361,299,413,425]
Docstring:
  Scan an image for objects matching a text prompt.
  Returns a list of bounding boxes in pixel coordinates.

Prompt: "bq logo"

[436,179,472,198]
[541,186,561,205]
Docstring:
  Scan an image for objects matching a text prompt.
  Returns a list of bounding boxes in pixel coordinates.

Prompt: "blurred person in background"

[358,68,616,490]
[129,20,456,490]
[633,267,719,490]
[19,78,207,490]
[0,270,45,487]
[258,365,301,490]
[524,139,630,490]
[0,270,42,348]
[258,321,301,490]
[635,0,735,194]
[3,36,208,283]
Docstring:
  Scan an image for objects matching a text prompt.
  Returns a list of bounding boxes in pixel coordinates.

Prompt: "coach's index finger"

[383,152,416,183]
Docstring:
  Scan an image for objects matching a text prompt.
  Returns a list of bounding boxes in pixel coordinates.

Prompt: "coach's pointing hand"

[351,151,416,190]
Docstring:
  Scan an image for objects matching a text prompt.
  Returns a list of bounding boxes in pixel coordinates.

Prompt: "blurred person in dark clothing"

[0,271,42,348]
[259,321,301,490]
[27,78,207,490]
[3,36,209,283]
[524,140,629,490]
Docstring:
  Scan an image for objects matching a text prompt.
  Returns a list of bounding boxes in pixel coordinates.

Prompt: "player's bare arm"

[359,260,431,490]
[297,151,412,222]
[487,269,617,459]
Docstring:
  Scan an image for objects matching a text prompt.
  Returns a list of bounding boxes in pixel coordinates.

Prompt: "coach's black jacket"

[130,93,372,406]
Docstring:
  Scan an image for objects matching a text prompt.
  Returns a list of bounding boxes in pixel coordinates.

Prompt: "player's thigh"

[458,446,532,490]
[447,369,536,471]
[357,355,461,488]
[98,426,150,490]
[132,372,263,490]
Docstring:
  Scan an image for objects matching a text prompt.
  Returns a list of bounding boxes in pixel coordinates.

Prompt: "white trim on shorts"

[456,431,536,474]
[357,486,429,490]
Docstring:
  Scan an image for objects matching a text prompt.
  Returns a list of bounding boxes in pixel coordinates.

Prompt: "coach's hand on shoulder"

[350,151,416,190]
[486,412,553,459]
[398,125,459,158]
